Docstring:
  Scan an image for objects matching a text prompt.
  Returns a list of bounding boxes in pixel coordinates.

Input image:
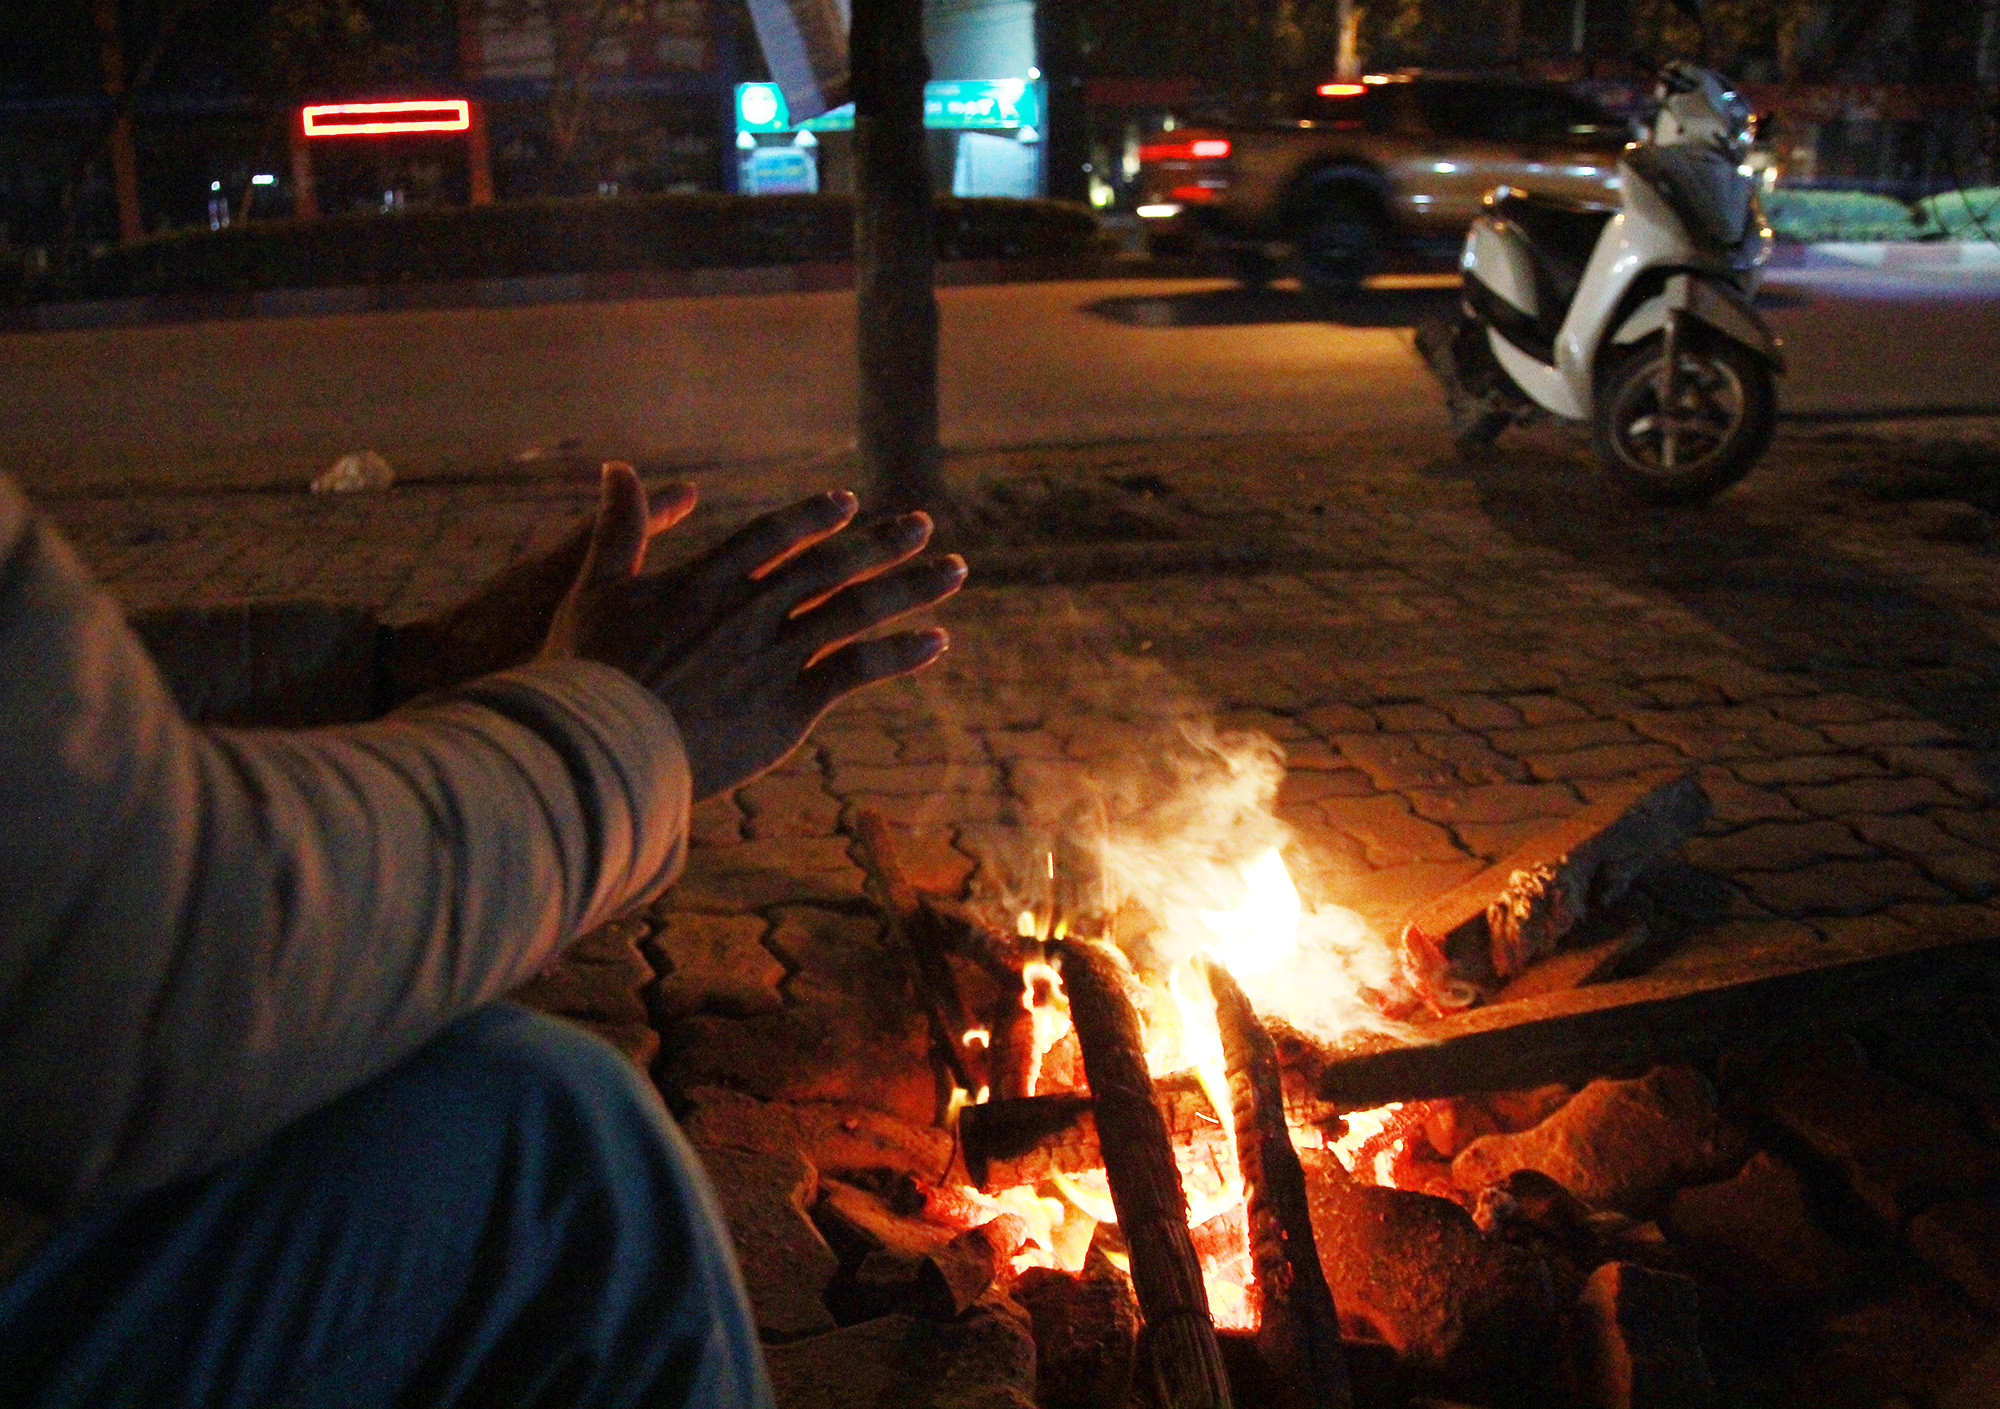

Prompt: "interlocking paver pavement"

[39,426,2000,955]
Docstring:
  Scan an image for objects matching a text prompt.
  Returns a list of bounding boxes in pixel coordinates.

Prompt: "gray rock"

[695,1144,839,1339]
[1453,1066,1749,1214]
[1666,1150,1855,1304]
[1574,1261,1715,1409]
[765,1296,1037,1409]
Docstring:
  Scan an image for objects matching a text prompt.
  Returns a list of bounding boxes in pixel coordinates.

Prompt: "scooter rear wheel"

[1592,334,1776,504]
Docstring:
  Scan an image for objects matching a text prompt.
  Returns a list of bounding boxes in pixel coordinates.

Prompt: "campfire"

[828,712,1727,1408]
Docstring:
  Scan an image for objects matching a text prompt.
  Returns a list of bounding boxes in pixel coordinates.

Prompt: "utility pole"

[90,0,143,242]
[1982,0,2000,182]
[1336,0,1359,80]
[851,0,942,512]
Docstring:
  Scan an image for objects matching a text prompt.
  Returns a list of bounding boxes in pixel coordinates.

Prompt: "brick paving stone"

[1373,702,1456,732]
[1320,793,1469,868]
[1881,901,2000,941]
[1561,681,1660,717]
[826,761,1005,797]
[1734,754,1888,787]
[1821,719,1962,749]
[1279,737,1347,770]
[1937,810,2000,852]
[1279,769,1380,806]
[1325,732,1458,790]
[645,912,787,1019]
[1768,692,1903,725]
[1853,814,2000,900]
[1435,693,1526,730]
[983,729,1067,763]
[1454,817,1580,860]
[1411,731,1532,785]
[1688,662,1819,701]
[1333,858,1491,933]
[1735,860,1951,917]
[1880,748,1998,802]
[1682,820,1872,874]
[841,790,1015,830]
[1643,677,1729,708]
[1521,742,1688,781]
[1405,782,1582,825]
[739,774,842,841]
[895,727,992,764]
[1216,707,1312,740]
[1487,719,1644,756]
[1787,776,1963,817]
[1502,693,1593,726]
[669,838,866,912]
[689,795,746,848]
[1811,909,1924,949]
[1684,767,1806,826]
[1624,706,1833,761]
[1301,702,1377,734]
[816,725,902,767]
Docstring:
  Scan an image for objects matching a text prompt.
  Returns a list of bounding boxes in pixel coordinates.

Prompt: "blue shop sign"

[735,79,1041,135]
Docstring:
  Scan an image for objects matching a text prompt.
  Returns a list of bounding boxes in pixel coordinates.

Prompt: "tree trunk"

[852,0,943,513]
[90,0,142,243]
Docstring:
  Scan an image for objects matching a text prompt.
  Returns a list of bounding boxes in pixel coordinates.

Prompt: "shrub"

[17,193,1103,304]
[1763,188,1924,243]
[1913,186,2000,242]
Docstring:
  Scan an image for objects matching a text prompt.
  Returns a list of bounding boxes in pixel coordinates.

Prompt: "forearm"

[0,480,690,1217]
[129,600,393,726]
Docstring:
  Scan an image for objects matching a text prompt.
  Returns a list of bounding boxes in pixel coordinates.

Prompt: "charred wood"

[855,809,976,1094]
[1201,957,1354,1409]
[1057,938,1233,1409]
[1390,770,1709,1017]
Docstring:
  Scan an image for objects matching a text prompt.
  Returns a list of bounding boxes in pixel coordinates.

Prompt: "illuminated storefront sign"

[734,79,1042,135]
[302,100,473,137]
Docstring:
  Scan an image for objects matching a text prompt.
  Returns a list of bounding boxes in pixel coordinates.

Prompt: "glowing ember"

[962,1027,991,1050]
[1330,1102,1408,1185]
[1020,960,1069,1097]
[1197,848,1302,976]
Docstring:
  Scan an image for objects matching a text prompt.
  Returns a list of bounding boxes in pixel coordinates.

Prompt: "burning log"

[1391,770,1709,1016]
[958,1073,1235,1191]
[1200,956,1354,1409]
[1057,938,1235,1409]
[854,810,978,1095]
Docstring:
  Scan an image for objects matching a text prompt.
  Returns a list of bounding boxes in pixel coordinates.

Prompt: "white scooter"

[1418,60,1785,504]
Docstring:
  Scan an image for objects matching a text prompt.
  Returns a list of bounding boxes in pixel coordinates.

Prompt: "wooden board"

[1312,919,2000,1111]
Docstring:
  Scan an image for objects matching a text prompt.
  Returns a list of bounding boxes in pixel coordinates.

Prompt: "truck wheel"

[1297,191,1382,296]
[1592,334,1776,504]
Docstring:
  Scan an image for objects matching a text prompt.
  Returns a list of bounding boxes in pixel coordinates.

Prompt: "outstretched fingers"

[793,554,967,665]
[699,491,861,592]
[797,628,952,717]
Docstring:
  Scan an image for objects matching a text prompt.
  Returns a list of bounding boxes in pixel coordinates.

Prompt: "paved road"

[4,264,1997,493]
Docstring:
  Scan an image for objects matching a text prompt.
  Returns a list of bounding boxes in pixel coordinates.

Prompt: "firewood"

[854,810,977,1095]
[957,1074,1235,1192]
[1057,938,1234,1409]
[1390,770,1710,1016]
[1318,928,2000,1111]
[1201,956,1354,1409]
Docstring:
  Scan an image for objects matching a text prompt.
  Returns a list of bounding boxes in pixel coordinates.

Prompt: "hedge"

[14,192,1104,305]
[1913,187,2000,241]
[1762,187,1927,243]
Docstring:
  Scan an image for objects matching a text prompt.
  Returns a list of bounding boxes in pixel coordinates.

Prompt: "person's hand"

[543,461,965,801]
[387,483,694,704]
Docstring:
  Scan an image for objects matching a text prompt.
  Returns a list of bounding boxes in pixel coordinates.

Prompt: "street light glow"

[302,100,471,137]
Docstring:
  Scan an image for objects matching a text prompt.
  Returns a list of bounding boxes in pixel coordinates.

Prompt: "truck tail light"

[1170,184,1222,203]
[1138,134,1231,163]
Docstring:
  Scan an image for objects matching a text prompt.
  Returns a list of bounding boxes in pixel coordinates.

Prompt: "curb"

[0,254,1226,335]
[1767,240,2000,274]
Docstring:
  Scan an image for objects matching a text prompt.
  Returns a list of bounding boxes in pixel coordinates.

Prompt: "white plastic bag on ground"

[311,450,394,494]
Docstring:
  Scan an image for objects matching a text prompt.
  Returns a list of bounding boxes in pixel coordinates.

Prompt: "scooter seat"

[1487,187,1615,312]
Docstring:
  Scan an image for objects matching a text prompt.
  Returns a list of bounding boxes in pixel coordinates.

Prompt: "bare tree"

[850,0,941,512]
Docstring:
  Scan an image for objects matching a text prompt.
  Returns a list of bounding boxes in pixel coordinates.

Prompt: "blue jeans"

[0,1004,773,1409]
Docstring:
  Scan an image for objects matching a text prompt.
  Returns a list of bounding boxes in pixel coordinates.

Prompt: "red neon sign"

[302,100,471,137]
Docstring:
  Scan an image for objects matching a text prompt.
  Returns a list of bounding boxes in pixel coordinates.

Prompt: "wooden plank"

[1314,927,2000,1111]
[1393,770,1709,1013]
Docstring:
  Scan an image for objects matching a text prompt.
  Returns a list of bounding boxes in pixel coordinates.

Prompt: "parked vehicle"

[1134,72,1631,294]
[1417,60,1784,504]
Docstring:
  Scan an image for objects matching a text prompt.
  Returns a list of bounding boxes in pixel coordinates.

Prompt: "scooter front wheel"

[1592,334,1776,504]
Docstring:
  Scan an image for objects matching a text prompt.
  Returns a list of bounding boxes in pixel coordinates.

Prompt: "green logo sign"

[735,79,1040,135]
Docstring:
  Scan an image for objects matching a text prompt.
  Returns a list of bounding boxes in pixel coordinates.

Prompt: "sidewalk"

[40,420,2000,1395]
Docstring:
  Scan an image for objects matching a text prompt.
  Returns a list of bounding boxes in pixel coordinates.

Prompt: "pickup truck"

[1136,72,1632,293]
